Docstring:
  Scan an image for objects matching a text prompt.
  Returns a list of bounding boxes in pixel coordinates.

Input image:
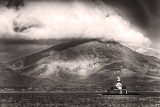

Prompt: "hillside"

[4,39,160,90]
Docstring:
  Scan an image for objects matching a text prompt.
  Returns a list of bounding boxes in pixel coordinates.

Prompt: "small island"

[102,77,139,95]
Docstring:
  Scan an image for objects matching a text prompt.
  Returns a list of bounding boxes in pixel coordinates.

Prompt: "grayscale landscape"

[0,0,160,106]
[1,39,160,92]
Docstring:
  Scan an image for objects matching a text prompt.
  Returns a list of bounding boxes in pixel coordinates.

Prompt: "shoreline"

[0,91,159,94]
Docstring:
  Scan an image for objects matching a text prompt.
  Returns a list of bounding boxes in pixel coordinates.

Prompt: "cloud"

[0,1,151,47]
[0,7,17,38]
[136,47,160,59]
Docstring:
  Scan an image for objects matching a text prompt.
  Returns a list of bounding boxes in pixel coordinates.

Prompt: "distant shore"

[0,91,159,94]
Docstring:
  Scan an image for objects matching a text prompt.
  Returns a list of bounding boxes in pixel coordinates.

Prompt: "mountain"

[4,39,160,90]
[0,62,33,88]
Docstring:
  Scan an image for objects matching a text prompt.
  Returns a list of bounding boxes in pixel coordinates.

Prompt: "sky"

[0,0,160,62]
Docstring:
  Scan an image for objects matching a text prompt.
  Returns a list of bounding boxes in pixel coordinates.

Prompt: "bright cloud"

[0,1,151,47]
[136,47,160,59]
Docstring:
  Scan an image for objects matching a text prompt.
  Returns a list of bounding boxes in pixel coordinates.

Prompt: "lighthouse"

[116,76,122,89]
[102,76,129,95]
[115,76,123,94]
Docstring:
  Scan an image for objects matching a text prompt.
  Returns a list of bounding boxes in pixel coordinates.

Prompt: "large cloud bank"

[0,1,151,47]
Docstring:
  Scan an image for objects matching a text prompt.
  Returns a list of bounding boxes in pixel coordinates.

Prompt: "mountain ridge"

[2,39,160,90]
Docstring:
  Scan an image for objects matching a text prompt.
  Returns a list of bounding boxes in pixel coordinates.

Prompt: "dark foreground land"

[0,92,159,107]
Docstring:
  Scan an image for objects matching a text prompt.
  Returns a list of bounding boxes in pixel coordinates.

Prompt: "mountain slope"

[0,68,34,87]
[0,61,34,87]
[5,39,160,89]
[6,39,97,70]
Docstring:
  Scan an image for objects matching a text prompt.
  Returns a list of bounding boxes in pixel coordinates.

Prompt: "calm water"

[0,92,159,107]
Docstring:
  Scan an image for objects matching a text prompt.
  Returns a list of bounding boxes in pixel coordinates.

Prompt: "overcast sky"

[0,0,160,62]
